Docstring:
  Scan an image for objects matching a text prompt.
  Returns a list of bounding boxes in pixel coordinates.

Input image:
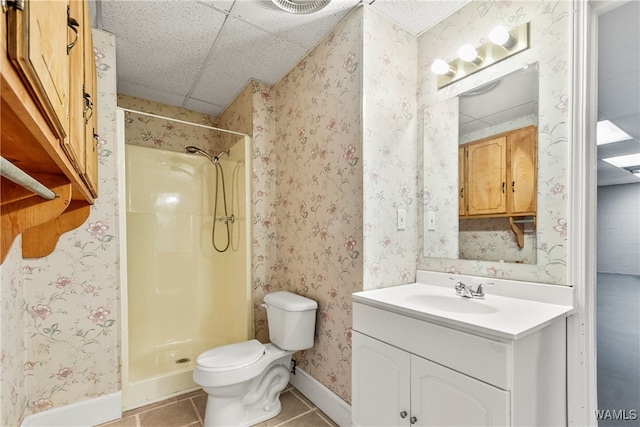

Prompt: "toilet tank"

[263,291,318,351]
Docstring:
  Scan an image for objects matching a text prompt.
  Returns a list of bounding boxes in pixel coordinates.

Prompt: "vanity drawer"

[353,302,511,390]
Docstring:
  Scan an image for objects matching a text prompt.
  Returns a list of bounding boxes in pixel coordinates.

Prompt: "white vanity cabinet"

[352,299,568,427]
[353,331,509,426]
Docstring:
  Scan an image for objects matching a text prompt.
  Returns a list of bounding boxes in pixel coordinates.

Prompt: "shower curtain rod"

[118,107,248,137]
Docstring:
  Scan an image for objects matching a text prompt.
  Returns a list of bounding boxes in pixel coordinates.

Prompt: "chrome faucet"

[450,278,493,299]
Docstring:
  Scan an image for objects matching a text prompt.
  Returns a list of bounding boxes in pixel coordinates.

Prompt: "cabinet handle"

[460,187,464,198]
[502,182,506,193]
[410,416,417,424]
[512,181,515,192]
[67,6,80,54]
[400,411,408,419]
[83,92,94,123]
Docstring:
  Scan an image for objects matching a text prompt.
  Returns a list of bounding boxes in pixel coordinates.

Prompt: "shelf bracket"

[1,174,72,264]
[509,217,526,248]
[22,200,91,258]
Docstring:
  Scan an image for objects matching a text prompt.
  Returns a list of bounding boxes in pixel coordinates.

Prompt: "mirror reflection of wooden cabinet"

[459,125,537,219]
[508,126,537,215]
[458,147,466,216]
[464,136,507,216]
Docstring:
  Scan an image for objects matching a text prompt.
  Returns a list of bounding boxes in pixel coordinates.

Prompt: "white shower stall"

[117,108,253,409]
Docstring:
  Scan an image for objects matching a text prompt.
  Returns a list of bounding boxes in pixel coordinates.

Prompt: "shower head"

[185,146,216,163]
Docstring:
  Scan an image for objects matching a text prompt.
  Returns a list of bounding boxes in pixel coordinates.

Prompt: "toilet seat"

[196,339,265,371]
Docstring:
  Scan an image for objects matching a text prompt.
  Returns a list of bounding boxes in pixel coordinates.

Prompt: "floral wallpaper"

[418,0,570,285]
[117,94,239,156]
[362,7,418,290]
[422,98,459,260]
[273,9,363,403]
[0,236,26,426]
[219,81,278,344]
[459,217,537,263]
[0,29,120,422]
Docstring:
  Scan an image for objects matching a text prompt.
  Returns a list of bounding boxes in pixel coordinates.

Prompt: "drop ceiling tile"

[191,15,307,105]
[184,97,227,116]
[460,119,491,137]
[229,0,361,50]
[608,113,640,141]
[369,0,470,36]
[198,0,235,13]
[118,80,187,109]
[102,0,226,96]
[597,160,640,186]
[598,139,640,160]
[598,70,640,122]
[598,1,640,82]
[482,103,537,126]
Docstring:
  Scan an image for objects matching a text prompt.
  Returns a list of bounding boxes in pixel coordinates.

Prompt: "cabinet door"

[352,332,411,427]
[458,146,466,216]
[410,355,510,427]
[65,0,86,173]
[81,1,98,197]
[508,127,536,215]
[6,0,70,140]
[466,137,507,215]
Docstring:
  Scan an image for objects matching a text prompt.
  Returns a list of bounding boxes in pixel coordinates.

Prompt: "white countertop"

[353,272,574,340]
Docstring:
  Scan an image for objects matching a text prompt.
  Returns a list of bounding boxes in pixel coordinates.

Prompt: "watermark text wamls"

[594,409,638,420]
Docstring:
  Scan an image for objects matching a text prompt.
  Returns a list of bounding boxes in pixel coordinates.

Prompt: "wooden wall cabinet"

[1,0,98,263]
[459,126,537,247]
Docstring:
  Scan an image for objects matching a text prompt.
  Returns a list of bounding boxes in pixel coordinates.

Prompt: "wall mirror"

[459,64,538,264]
[423,64,539,264]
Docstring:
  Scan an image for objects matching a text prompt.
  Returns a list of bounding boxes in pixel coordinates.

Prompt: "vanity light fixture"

[458,44,483,64]
[431,59,456,76]
[271,0,331,14]
[489,26,516,48]
[433,22,530,89]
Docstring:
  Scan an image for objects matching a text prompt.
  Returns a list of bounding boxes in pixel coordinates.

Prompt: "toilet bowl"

[193,291,317,426]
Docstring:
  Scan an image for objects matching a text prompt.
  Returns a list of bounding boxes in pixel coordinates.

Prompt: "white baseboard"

[21,392,121,427]
[288,367,352,427]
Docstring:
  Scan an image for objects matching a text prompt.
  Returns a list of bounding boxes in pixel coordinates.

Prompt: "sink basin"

[407,294,499,314]
[352,274,575,339]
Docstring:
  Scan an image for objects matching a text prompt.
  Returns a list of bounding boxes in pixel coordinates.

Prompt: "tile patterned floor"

[97,385,338,427]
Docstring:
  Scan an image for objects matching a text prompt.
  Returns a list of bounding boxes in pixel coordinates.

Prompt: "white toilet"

[193,291,318,427]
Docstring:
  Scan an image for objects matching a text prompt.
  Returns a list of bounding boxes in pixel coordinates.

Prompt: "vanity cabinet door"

[466,137,507,215]
[410,355,510,427]
[507,126,536,215]
[352,332,411,427]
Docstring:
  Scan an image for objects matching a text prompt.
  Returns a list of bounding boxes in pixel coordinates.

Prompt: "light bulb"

[458,44,479,62]
[489,26,515,48]
[431,59,453,75]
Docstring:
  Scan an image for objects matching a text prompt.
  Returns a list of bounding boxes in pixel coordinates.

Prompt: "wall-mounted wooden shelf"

[1,175,72,263]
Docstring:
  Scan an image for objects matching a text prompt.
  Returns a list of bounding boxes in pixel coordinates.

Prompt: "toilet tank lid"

[264,291,318,311]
